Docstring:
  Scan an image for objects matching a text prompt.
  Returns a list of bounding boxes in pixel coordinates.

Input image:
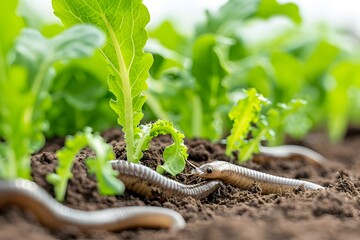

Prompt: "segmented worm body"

[110,160,221,199]
[192,161,324,194]
[0,179,185,232]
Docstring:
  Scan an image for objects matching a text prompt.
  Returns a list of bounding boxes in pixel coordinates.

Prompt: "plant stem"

[191,94,202,137]
[102,15,135,162]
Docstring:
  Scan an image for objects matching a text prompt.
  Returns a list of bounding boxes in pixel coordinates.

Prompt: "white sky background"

[144,0,360,36]
[35,0,360,36]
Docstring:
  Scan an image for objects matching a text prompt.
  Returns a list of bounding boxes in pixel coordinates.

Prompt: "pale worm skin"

[192,160,325,194]
[219,139,327,167]
[0,179,185,232]
[259,145,327,167]
[110,160,221,200]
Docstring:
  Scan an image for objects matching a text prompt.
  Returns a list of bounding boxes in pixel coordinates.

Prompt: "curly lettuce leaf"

[238,117,274,162]
[134,120,188,176]
[226,88,269,158]
[52,0,153,162]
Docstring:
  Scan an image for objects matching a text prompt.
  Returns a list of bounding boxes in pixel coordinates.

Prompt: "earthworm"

[110,160,221,199]
[0,179,185,232]
[219,139,327,167]
[258,145,327,167]
[192,161,324,194]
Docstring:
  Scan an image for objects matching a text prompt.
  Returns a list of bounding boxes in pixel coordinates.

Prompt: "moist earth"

[1,129,360,240]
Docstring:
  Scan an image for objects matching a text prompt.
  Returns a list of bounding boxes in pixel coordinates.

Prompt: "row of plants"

[146,0,360,143]
[0,0,359,202]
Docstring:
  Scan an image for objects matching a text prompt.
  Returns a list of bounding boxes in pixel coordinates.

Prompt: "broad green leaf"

[256,0,301,24]
[150,21,188,54]
[226,88,269,157]
[12,25,105,101]
[0,1,24,52]
[52,66,107,110]
[192,34,229,139]
[270,51,304,103]
[267,99,307,146]
[304,41,340,81]
[0,66,34,179]
[326,62,360,141]
[196,0,259,35]
[52,0,153,162]
[196,0,301,36]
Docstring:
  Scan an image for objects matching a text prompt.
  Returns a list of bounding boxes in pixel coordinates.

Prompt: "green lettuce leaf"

[256,0,301,24]
[226,88,269,158]
[238,117,274,162]
[196,0,301,36]
[134,120,188,176]
[52,0,153,163]
[267,99,307,146]
[191,34,229,139]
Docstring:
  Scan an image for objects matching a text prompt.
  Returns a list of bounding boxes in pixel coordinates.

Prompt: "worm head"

[191,162,221,179]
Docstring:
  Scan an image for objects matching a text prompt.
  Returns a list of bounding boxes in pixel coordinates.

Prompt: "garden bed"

[1,129,360,240]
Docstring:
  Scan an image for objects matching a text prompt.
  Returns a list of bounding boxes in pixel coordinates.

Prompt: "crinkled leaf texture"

[47,128,124,202]
[238,116,273,162]
[52,0,153,162]
[135,120,188,176]
[226,88,269,160]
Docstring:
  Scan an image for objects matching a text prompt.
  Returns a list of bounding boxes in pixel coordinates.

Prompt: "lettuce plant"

[226,89,271,161]
[52,0,188,176]
[226,89,306,162]
[0,25,104,179]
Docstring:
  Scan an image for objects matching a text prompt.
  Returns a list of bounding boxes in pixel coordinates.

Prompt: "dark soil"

[2,129,360,240]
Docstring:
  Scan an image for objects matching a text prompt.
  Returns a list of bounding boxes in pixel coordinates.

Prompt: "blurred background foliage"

[1,0,360,143]
[0,0,116,138]
[145,0,360,142]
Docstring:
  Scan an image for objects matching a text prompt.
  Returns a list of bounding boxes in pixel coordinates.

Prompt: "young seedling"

[226,88,271,162]
[47,127,124,202]
[226,88,306,162]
